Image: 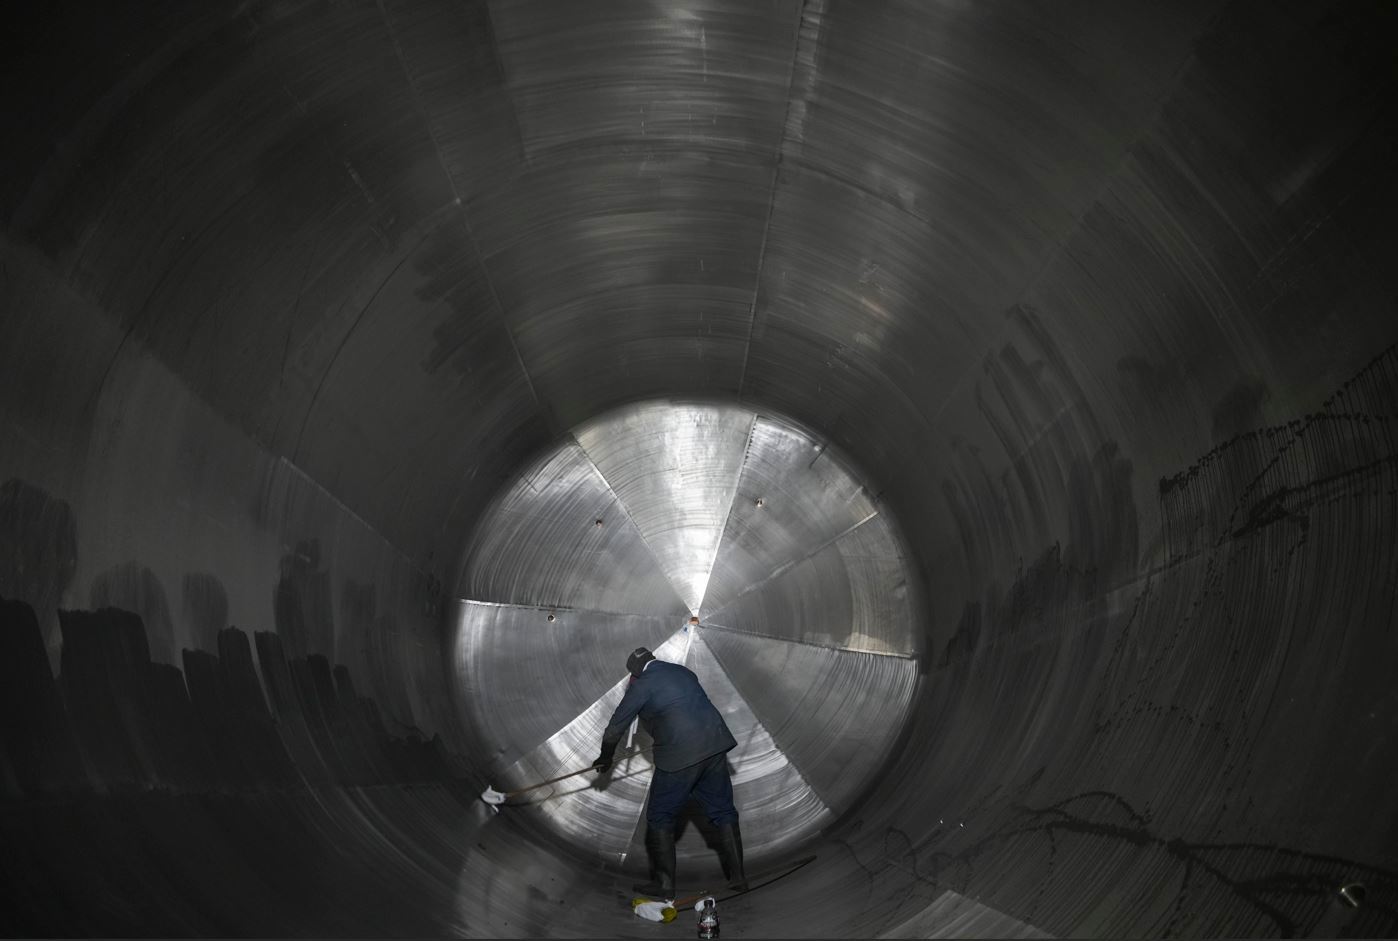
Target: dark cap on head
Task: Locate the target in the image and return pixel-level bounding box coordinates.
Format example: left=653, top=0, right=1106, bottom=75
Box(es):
left=626, top=646, right=656, bottom=677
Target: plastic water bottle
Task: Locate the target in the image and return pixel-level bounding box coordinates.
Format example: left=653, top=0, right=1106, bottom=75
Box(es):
left=697, top=897, right=719, bottom=939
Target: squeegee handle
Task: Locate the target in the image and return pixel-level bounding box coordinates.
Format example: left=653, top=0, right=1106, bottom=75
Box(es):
left=503, top=765, right=595, bottom=797
left=505, top=747, right=650, bottom=797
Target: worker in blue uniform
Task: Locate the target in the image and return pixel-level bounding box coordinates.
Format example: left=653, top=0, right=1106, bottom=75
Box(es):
left=594, top=645, right=747, bottom=897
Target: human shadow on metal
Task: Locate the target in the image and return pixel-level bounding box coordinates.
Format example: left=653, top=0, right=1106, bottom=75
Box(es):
left=0, top=478, right=78, bottom=664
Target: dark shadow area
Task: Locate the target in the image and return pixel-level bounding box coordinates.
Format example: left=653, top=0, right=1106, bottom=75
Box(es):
left=273, top=539, right=335, bottom=661
left=181, top=573, right=229, bottom=655
left=90, top=563, right=177, bottom=666
left=0, top=480, right=77, bottom=661
left=0, top=588, right=473, bottom=935
left=0, top=594, right=464, bottom=798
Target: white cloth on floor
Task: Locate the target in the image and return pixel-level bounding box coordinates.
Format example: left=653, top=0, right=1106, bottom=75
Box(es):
left=632, top=900, right=676, bottom=922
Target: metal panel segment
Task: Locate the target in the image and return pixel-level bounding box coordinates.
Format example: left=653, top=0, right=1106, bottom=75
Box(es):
left=467, top=0, right=802, bottom=421
left=459, top=441, right=688, bottom=615
left=670, top=630, right=834, bottom=865
left=484, top=0, right=798, bottom=164
left=464, top=151, right=768, bottom=423
left=573, top=402, right=754, bottom=613
left=452, top=401, right=918, bottom=866
left=833, top=513, right=920, bottom=656
left=707, top=512, right=915, bottom=655
left=701, top=625, right=919, bottom=811
left=490, top=626, right=694, bottom=864
left=452, top=602, right=681, bottom=774
left=701, top=416, right=879, bottom=617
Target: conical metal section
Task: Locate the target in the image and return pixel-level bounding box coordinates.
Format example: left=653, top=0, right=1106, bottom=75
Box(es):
left=450, top=402, right=920, bottom=870
left=491, top=626, right=695, bottom=864
left=701, top=625, right=919, bottom=810
left=459, top=441, right=688, bottom=616
left=452, top=602, right=681, bottom=773
left=706, top=513, right=916, bottom=656
left=701, top=417, right=879, bottom=617
left=574, top=402, right=754, bottom=613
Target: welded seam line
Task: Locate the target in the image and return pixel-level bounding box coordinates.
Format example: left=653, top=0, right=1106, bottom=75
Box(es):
left=493, top=624, right=694, bottom=783
left=374, top=0, right=551, bottom=432
left=478, top=0, right=534, bottom=175
left=458, top=597, right=696, bottom=622
left=735, top=0, right=818, bottom=398
left=702, top=508, right=879, bottom=620
left=702, top=621, right=915, bottom=660
left=458, top=441, right=689, bottom=617
left=275, top=457, right=423, bottom=572
left=692, top=632, right=836, bottom=817
left=694, top=414, right=760, bottom=614
left=291, top=237, right=428, bottom=463
left=699, top=628, right=851, bottom=811
left=573, top=434, right=698, bottom=617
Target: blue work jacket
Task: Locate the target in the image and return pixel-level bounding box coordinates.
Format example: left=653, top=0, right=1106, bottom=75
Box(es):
left=600, top=660, right=737, bottom=772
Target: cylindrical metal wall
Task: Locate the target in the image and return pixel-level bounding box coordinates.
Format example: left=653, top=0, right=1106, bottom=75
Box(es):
left=1, top=0, right=1396, bottom=937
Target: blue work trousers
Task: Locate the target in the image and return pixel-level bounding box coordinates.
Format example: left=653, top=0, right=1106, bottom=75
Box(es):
left=646, top=751, right=738, bottom=830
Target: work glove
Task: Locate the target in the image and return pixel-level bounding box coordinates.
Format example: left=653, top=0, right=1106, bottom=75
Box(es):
left=592, top=752, right=613, bottom=773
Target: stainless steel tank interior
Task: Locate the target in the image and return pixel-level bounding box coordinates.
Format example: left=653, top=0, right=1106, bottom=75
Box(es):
left=1, top=0, right=1396, bottom=937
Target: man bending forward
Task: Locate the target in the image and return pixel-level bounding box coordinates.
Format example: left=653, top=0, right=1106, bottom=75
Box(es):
left=594, top=646, right=747, bottom=897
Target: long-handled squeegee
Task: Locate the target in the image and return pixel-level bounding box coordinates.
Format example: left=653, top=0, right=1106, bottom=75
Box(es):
left=480, top=747, right=648, bottom=806
left=479, top=765, right=596, bottom=806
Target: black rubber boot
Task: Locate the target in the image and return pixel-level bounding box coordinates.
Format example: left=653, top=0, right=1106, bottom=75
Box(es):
left=632, top=827, right=677, bottom=898
left=716, top=821, right=748, bottom=891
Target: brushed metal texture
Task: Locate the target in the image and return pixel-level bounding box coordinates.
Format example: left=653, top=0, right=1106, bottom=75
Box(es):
left=454, top=401, right=919, bottom=867
left=573, top=401, right=754, bottom=613
left=453, top=601, right=683, bottom=774
left=701, top=416, right=879, bottom=617
left=488, top=626, right=694, bottom=863
left=459, top=441, right=689, bottom=615
left=705, top=511, right=916, bottom=655
left=701, top=625, right=918, bottom=810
